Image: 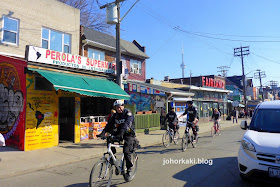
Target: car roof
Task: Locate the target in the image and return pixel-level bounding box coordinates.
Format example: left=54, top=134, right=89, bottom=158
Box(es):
left=258, top=100, right=280, bottom=109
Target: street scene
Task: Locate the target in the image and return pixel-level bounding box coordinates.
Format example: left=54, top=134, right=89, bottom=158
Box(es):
left=1, top=0, right=280, bottom=186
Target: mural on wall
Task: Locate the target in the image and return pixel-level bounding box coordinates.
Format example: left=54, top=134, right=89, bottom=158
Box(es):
left=127, top=93, right=151, bottom=112
left=25, top=74, right=58, bottom=151
left=0, top=60, right=26, bottom=150
left=151, top=95, right=166, bottom=114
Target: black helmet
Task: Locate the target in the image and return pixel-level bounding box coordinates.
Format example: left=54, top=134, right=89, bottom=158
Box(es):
left=170, top=106, right=175, bottom=110
left=187, top=100, right=193, bottom=105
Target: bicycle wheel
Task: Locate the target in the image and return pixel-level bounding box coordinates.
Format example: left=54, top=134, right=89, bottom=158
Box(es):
left=123, top=152, right=138, bottom=182
left=162, top=131, right=170, bottom=147
left=182, top=133, right=189, bottom=151
left=211, top=126, right=216, bottom=137
left=173, top=131, right=180, bottom=145
left=89, top=158, right=113, bottom=187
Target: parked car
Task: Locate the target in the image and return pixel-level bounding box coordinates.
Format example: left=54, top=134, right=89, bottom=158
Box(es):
left=238, top=100, right=280, bottom=182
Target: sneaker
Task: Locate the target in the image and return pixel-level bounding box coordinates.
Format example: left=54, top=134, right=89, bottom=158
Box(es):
left=126, top=167, right=132, bottom=178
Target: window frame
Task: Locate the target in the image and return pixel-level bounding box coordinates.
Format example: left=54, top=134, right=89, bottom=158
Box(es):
left=1, top=16, right=19, bottom=46
left=130, top=59, right=142, bottom=74
left=41, top=27, right=71, bottom=53
left=88, top=48, right=105, bottom=61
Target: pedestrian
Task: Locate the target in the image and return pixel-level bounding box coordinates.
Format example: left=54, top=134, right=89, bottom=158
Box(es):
left=232, top=107, right=238, bottom=123
left=106, top=109, right=116, bottom=124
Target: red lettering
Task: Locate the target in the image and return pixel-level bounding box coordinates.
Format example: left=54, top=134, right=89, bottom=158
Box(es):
left=109, top=62, right=112, bottom=69
left=86, top=58, right=90, bottom=65
left=71, top=55, right=75, bottom=63
left=78, top=57, right=81, bottom=64
left=104, top=61, right=108, bottom=69
left=56, top=52, right=61, bottom=61
left=101, top=61, right=104, bottom=68
left=206, top=77, right=209, bottom=86
left=46, top=50, right=51, bottom=58
left=202, top=76, right=205, bottom=86
left=66, top=54, right=71, bottom=62
left=210, top=78, right=214, bottom=87
left=94, top=60, right=98, bottom=67
left=51, top=51, right=55, bottom=60
left=98, top=60, right=101, bottom=67
left=62, top=53, right=66, bottom=61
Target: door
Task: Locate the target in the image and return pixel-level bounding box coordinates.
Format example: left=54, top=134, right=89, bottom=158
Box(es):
left=59, top=97, right=75, bottom=142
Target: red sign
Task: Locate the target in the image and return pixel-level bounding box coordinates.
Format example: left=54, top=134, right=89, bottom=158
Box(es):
left=202, top=76, right=225, bottom=89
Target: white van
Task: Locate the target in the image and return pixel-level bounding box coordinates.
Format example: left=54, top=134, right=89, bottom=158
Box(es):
left=238, top=100, right=280, bottom=181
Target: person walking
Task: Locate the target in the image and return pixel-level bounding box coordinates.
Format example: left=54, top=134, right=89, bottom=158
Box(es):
left=232, top=107, right=238, bottom=123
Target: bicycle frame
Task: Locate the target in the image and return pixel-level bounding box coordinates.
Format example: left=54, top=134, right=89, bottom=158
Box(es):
left=105, top=142, right=125, bottom=175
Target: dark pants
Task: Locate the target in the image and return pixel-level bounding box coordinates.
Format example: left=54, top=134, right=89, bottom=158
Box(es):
left=123, top=135, right=135, bottom=170
left=186, top=122, right=197, bottom=136
left=168, top=123, right=179, bottom=132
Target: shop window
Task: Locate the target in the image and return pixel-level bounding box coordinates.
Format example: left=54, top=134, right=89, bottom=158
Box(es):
left=88, top=48, right=105, bottom=61
left=130, top=59, right=142, bottom=74
left=2, top=16, right=19, bottom=45
left=35, top=76, right=53, bottom=91
left=42, top=28, right=71, bottom=53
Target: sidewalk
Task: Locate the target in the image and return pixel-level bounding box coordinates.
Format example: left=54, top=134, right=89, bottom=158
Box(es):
left=0, top=119, right=247, bottom=179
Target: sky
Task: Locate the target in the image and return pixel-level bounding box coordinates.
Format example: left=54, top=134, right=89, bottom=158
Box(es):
left=97, top=0, right=280, bottom=88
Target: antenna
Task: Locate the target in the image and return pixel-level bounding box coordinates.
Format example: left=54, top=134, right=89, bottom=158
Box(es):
left=180, top=41, right=186, bottom=78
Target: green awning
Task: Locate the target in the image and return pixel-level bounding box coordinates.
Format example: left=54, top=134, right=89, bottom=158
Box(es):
left=29, top=68, right=130, bottom=100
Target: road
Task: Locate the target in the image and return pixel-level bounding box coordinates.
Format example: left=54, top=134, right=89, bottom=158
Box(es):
left=1, top=126, right=275, bottom=187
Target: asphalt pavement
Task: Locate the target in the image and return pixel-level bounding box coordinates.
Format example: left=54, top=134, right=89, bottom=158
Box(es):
left=0, top=118, right=247, bottom=179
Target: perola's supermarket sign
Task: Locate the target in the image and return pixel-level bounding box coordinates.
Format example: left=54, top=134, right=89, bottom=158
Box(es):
left=25, top=45, right=116, bottom=74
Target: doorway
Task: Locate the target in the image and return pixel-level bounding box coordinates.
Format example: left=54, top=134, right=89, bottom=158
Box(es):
left=59, top=97, right=75, bottom=142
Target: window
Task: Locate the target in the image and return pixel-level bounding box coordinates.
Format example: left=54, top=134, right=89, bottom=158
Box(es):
left=88, top=48, right=105, bottom=61
left=2, top=16, right=19, bottom=45
left=42, top=28, right=71, bottom=53
left=130, top=59, right=142, bottom=74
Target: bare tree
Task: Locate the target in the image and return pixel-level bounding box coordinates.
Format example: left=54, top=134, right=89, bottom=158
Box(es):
left=58, top=0, right=112, bottom=33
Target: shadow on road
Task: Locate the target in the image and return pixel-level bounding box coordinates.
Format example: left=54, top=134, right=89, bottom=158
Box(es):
left=173, top=157, right=278, bottom=187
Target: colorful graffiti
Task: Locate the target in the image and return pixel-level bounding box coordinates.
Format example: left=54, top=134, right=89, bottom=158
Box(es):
left=126, top=92, right=166, bottom=113
left=25, top=74, right=58, bottom=151
left=0, top=58, right=26, bottom=150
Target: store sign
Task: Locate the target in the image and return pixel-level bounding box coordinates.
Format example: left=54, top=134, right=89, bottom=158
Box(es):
left=202, top=76, right=225, bottom=89
left=25, top=46, right=116, bottom=74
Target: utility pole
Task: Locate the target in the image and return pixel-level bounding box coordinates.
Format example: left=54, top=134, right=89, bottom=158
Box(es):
left=269, top=81, right=278, bottom=100
left=217, top=66, right=229, bottom=77
left=100, top=0, right=125, bottom=86
left=234, top=46, right=249, bottom=113
left=254, top=70, right=266, bottom=101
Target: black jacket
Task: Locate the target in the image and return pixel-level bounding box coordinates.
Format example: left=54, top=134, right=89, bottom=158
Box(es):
left=164, top=111, right=178, bottom=125
left=103, top=108, right=135, bottom=140
left=212, top=112, right=220, bottom=120
left=182, top=106, right=198, bottom=122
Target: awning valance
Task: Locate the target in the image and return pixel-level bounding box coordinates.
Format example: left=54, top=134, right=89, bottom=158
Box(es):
left=29, top=68, right=130, bottom=100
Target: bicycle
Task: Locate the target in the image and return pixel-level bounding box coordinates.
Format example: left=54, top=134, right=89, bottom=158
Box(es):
left=211, top=119, right=221, bottom=137
left=162, top=125, right=180, bottom=147
left=89, top=134, right=138, bottom=187
left=182, top=122, right=198, bottom=151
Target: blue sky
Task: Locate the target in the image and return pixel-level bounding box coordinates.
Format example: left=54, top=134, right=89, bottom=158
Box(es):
left=98, top=0, right=280, bottom=88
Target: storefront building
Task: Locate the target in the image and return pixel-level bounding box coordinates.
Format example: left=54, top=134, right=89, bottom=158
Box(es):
left=169, top=75, right=232, bottom=121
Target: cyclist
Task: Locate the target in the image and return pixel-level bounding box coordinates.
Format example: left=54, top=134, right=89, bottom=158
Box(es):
left=98, top=100, right=136, bottom=177
left=162, top=106, right=179, bottom=134
left=179, top=100, right=199, bottom=142
left=211, top=108, right=220, bottom=133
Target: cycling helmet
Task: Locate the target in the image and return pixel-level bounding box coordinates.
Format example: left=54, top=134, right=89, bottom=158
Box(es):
left=113, top=100, right=124, bottom=107
left=186, top=100, right=193, bottom=105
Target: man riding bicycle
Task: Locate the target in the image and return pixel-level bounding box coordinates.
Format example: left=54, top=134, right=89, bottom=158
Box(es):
left=162, top=106, right=179, bottom=133
left=179, top=100, right=199, bottom=142
left=211, top=108, right=220, bottom=131
left=97, top=100, right=136, bottom=178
